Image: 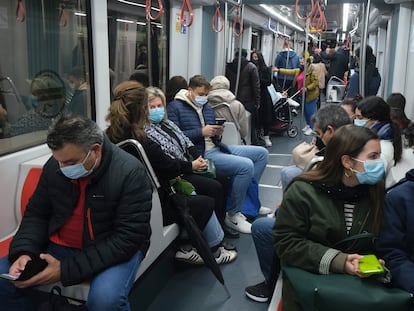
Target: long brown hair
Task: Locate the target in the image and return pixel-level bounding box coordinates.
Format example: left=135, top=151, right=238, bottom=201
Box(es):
left=105, top=80, right=148, bottom=143
left=291, top=124, right=385, bottom=233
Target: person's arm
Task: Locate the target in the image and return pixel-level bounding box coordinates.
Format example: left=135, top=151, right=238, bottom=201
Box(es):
left=251, top=65, right=261, bottom=108
left=274, top=181, right=348, bottom=274
left=378, top=185, right=414, bottom=292
left=277, top=68, right=299, bottom=78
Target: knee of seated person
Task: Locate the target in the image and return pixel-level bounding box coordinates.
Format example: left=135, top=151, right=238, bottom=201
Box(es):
left=252, top=217, right=275, bottom=237
left=87, top=288, right=129, bottom=311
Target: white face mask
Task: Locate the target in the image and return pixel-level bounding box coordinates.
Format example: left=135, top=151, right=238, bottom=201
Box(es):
left=60, top=150, right=97, bottom=179
left=194, top=96, right=208, bottom=106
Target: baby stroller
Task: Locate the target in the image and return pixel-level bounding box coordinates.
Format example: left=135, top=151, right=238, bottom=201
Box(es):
left=269, top=91, right=299, bottom=138
left=326, top=76, right=346, bottom=104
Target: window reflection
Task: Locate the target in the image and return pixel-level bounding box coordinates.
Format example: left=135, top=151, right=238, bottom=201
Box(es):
left=107, top=0, right=168, bottom=93
left=0, top=0, right=92, bottom=155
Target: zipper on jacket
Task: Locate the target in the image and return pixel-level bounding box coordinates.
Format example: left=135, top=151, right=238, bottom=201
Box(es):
left=87, top=207, right=95, bottom=240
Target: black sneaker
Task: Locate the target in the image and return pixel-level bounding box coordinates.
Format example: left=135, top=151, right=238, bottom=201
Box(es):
left=245, top=281, right=270, bottom=303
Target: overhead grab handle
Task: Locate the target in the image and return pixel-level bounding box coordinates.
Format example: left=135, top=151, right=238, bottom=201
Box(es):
left=180, top=0, right=193, bottom=27
left=59, top=2, right=68, bottom=27
left=295, top=0, right=316, bottom=20
left=146, top=0, right=164, bottom=21
left=16, top=0, right=26, bottom=22
left=212, top=0, right=224, bottom=33
left=233, top=6, right=243, bottom=36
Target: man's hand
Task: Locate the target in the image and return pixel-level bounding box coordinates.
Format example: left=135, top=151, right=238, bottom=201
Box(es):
left=14, top=253, right=61, bottom=288
left=202, top=125, right=223, bottom=137
left=344, top=253, right=363, bottom=276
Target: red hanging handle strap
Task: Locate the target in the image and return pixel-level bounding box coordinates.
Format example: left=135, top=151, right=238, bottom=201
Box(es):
left=146, top=0, right=164, bottom=21
left=59, top=3, right=68, bottom=27
left=212, top=0, right=224, bottom=33
left=233, top=7, right=243, bottom=37
left=180, top=0, right=193, bottom=27
left=16, top=0, right=26, bottom=22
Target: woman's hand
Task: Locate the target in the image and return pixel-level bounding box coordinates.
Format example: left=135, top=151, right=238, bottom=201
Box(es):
left=272, top=67, right=279, bottom=72
left=192, top=156, right=208, bottom=171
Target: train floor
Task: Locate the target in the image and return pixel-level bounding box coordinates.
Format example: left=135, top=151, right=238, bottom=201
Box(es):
left=142, top=110, right=315, bottom=311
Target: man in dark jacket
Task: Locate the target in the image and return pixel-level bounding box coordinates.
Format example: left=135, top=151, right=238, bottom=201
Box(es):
left=274, top=40, right=300, bottom=92
left=0, top=116, right=152, bottom=311
left=315, top=42, right=349, bottom=81
left=225, top=49, right=261, bottom=145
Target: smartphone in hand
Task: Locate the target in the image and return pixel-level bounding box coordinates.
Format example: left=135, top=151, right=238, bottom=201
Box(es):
left=215, top=118, right=226, bottom=126
left=0, top=273, right=20, bottom=281
left=359, top=254, right=384, bottom=275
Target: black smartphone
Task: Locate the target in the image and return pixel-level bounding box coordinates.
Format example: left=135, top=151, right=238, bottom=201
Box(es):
left=215, top=118, right=226, bottom=125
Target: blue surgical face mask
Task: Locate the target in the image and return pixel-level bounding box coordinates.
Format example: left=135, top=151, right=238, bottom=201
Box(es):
left=60, top=150, right=96, bottom=179
left=351, top=158, right=385, bottom=185
left=194, top=96, right=208, bottom=106
left=354, top=119, right=367, bottom=127
left=149, top=107, right=165, bottom=124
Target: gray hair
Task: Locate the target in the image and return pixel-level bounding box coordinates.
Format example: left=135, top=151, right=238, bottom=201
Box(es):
left=312, top=104, right=351, bottom=132
left=47, top=115, right=104, bottom=151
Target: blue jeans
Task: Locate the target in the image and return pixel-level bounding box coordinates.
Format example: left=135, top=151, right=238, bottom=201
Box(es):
left=281, top=165, right=304, bottom=191
left=304, top=98, right=318, bottom=128
left=0, top=243, right=144, bottom=311
left=205, top=145, right=268, bottom=214
left=203, top=212, right=224, bottom=248
left=251, top=217, right=275, bottom=284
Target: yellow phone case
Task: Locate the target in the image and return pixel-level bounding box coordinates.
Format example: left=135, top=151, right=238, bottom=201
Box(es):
left=359, top=254, right=384, bottom=275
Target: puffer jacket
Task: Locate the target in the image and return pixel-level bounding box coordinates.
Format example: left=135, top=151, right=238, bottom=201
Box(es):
left=225, top=58, right=261, bottom=108
left=168, top=89, right=217, bottom=156
left=9, top=136, right=152, bottom=286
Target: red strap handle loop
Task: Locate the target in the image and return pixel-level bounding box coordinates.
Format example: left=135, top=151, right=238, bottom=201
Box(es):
left=212, top=1, right=224, bottom=33
left=180, top=0, right=193, bottom=27
left=59, top=3, right=68, bottom=27
left=146, top=0, right=164, bottom=21
left=233, top=7, right=243, bottom=37
left=16, top=0, right=26, bottom=22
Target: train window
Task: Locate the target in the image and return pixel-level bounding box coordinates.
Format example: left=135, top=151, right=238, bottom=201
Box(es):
left=0, top=0, right=93, bottom=155
left=107, top=0, right=169, bottom=91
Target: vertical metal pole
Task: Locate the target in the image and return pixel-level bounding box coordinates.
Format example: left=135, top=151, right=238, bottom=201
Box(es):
left=301, top=18, right=309, bottom=136
left=146, top=18, right=153, bottom=86
left=234, top=3, right=244, bottom=97
left=224, top=2, right=228, bottom=70
left=360, top=0, right=371, bottom=97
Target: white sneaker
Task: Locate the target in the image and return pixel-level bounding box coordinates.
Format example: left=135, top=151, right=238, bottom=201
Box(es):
left=304, top=128, right=313, bottom=136
left=259, top=207, right=272, bottom=215
left=215, top=246, right=237, bottom=264
left=302, top=125, right=310, bottom=132
left=262, top=136, right=272, bottom=147
left=225, top=212, right=252, bottom=234
left=175, top=247, right=204, bottom=264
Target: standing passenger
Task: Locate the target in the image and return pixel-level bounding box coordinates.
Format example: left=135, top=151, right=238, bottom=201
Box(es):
left=225, top=49, right=261, bottom=145
left=251, top=51, right=274, bottom=147
left=168, top=75, right=269, bottom=234
left=0, top=116, right=152, bottom=311
left=274, top=40, right=300, bottom=92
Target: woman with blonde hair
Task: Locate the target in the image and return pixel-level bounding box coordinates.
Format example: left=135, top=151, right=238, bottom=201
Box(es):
left=106, top=81, right=237, bottom=265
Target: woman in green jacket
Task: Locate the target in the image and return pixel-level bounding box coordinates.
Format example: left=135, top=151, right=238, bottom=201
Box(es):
left=274, top=124, right=385, bottom=310
left=274, top=58, right=319, bottom=136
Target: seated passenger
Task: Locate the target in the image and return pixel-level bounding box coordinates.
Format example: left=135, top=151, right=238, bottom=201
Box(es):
left=275, top=124, right=386, bottom=310
left=280, top=104, right=351, bottom=190
left=0, top=116, right=152, bottom=311
left=386, top=93, right=411, bottom=130
left=207, top=75, right=249, bottom=143
left=167, top=75, right=269, bottom=234
left=66, top=66, right=88, bottom=117
left=105, top=81, right=237, bottom=264
left=340, top=96, right=361, bottom=120
left=388, top=123, right=414, bottom=186
left=166, top=76, right=188, bottom=104
left=354, top=96, right=402, bottom=187
left=3, top=71, right=66, bottom=137
left=378, top=168, right=414, bottom=293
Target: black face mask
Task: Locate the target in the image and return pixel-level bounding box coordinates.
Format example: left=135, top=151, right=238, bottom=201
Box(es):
left=315, top=136, right=326, bottom=153
left=252, top=60, right=259, bottom=67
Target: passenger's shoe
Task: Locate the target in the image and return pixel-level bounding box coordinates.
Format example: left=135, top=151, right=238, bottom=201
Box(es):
left=262, top=136, right=272, bottom=147
left=223, top=225, right=240, bottom=239
left=259, top=206, right=272, bottom=215
left=301, top=125, right=310, bottom=132
left=291, top=108, right=298, bottom=116
left=214, top=246, right=237, bottom=264
left=245, top=281, right=270, bottom=303
left=221, top=240, right=237, bottom=251
left=225, top=212, right=252, bottom=234
left=304, top=128, right=313, bottom=136
left=175, top=247, right=204, bottom=265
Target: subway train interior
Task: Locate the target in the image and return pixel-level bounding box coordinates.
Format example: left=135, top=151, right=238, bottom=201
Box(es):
left=0, top=0, right=414, bottom=310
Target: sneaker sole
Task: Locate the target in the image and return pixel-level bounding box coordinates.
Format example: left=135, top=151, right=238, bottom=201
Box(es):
left=175, top=257, right=204, bottom=265
left=245, top=291, right=269, bottom=303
